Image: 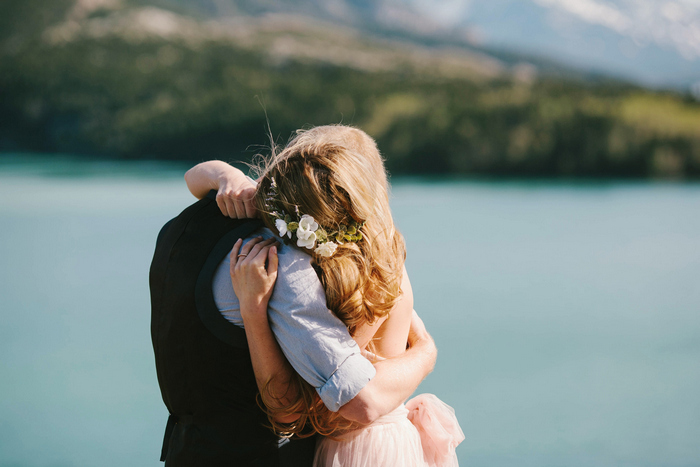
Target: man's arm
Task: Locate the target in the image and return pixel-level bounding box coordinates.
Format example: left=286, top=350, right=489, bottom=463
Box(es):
left=339, top=311, right=436, bottom=424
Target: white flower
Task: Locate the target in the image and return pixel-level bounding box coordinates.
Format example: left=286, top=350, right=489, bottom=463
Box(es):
left=315, top=241, right=338, bottom=257
left=297, top=231, right=317, bottom=249
left=275, top=219, right=291, bottom=238
left=298, top=215, right=319, bottom=235
left=295, top=214, right=319, bottom=248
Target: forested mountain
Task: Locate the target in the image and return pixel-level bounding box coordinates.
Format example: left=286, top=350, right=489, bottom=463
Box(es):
left=1, top=0, right=699, bottom=178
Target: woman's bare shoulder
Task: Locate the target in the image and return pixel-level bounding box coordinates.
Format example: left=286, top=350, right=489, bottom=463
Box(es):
left=369, top=267, right=414, bottom=358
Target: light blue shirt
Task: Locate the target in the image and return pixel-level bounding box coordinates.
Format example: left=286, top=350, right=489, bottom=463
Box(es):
left=212, top=227, right=376, bottom=412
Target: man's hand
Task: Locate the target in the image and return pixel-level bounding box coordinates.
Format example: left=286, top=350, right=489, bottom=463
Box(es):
left=339, top=310, right=437, bottom=425
left=407, top=309, right=432, bottom=350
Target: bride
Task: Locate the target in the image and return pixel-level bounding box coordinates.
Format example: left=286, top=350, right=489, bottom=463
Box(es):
left=186, top=125, right=464, bottom=466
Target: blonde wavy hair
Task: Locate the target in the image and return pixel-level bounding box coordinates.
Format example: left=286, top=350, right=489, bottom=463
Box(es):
left=252, top=125, right=406, bottom=437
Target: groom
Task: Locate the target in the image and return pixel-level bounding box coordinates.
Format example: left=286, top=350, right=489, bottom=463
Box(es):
left=150, top=182, right=437, bottom=466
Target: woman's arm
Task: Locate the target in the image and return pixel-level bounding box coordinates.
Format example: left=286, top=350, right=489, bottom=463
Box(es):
left=185, top=160, right=258, bottom=218
left=229, top=236, right=299, bottom=424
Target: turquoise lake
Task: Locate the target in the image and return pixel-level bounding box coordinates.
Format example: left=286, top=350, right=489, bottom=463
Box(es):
left=1, top=156, right=699, bottom=467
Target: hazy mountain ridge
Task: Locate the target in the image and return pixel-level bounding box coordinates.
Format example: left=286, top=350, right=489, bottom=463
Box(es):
left=41, top=3, right=506, bottom=80
left=533, top=0, right=700, bottom=60
left=154, top=0, right=700, bottom=88
left=5, top=0, right=632, bottom=83
left=409, top=0, right=700, bottom=89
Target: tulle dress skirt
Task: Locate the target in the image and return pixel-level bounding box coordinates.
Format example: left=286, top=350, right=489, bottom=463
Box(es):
left=313, top=394, right=464, bottom=467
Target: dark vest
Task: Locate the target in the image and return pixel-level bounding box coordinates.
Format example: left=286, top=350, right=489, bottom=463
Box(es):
left=149, top=191, right=316, bottom=466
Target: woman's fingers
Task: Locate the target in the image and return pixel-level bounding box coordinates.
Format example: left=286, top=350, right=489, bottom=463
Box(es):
left=246, top=245, right=279, bottom=293
left=233, top=197, right=246, bottom=219
left=229, top=238, right=243, bottom=273
left=216, top=195, right=228, bottom=217
left=244, top=199, right=256, bottom=218
left=232, top=237, right=280, bottom=279
left=267, top=245, right=278, bottom=277
left=243, top=238, right=276, bottom=265
left=251, top=244, right=279, bottom=272
left=230, top=240, right=280, bottom=315
left=236, top=236, right=264, bottom=260
left=234, top=237, right=277, bottom=266
left=220, top=190, right=254, bottom=219
left=241, top=187, right=258, bottom=218
left=230, top=238, right=242, bottom=258
left=227, top=198, right=239, bottom=218
left=214, top=171, right=258, bottom=218
left=217, top=190, right=236, bottom=218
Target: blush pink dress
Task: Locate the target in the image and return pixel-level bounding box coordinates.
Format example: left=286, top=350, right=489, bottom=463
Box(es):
left=313, top=394, right=464, bottom=467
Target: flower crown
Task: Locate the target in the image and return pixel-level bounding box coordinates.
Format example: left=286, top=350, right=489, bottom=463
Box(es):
left=264, top=177, right=364, bottom=257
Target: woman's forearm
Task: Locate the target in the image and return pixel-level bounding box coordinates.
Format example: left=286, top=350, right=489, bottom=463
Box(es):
left=242, top=308, right=300, bottom=424
left=185, top=160, right=258, bottom=218
left=184, top=160, right=245, bottom=199
left=230, top=238, right=296, bottom=423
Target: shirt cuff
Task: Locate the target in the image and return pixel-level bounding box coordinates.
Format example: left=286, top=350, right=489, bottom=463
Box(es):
left=316, top=353, right=376, bottom=412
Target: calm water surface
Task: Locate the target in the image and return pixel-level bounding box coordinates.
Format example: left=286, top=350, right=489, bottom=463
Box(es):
left=1, top=157, right=699, bottom=467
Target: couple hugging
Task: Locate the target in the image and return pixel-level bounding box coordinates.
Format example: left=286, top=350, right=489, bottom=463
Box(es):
left=150, top=125, right=464, bottom=466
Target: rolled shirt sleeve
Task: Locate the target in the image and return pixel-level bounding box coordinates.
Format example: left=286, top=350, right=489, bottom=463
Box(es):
left=213, top=228, right=376, bottom=411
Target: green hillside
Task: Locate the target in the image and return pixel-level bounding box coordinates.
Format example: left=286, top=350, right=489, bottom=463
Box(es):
left=1, top=0, right=699, bottom=178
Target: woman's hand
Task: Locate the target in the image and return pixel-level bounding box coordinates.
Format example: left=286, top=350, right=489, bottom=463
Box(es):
left=215, top=171, right=257, bottom=219
left=185, top=160, right=258, bottom=218
left=230, top=237, right=280, bottom=325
